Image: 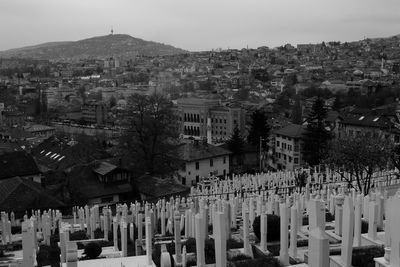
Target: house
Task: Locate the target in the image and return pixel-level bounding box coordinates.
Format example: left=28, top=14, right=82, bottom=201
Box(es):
left=0, top=177, right=64, bottom=215
left=0, top=151, right=42, bottom=183
left=270, top=124, right=307, bottom=171
left=338, top=112, right=400, bottom=143
left=93, top=161, right=132, bottom=184
left=219, top=143, right=259, bottom=173
left=66, top=163, right=133, bottom=205
left=175, top=140, right=231, bottom=186
left=32, top=136, right=110, bottom=172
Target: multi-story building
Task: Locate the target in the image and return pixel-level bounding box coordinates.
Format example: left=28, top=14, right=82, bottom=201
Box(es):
left=82, top=102, right=107, bottom=125
left=338, top=111, right=400, bottom=144
left=270, top=124, right=306, bottom=171
left=173, top=98, right=246, bottom=144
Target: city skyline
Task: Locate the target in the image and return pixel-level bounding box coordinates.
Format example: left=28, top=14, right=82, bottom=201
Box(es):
left=1, top=0, right=400, bottom=52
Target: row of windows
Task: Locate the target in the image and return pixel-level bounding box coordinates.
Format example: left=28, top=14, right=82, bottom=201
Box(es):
left=212, top=131, right=227, bottom=136
left=275, top=152, right=299, bottom=164
left=184, top=126, right=200, bottom=136
left=212, top=118, right=227, bottom=124
left=184, top=113, right=203, bottom=123
left=276, top=140, right=299, bottom=152
left=195, top=157, right=226, bottom=169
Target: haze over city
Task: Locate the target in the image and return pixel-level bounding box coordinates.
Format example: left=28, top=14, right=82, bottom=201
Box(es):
left=1, top=0, right=400, bottom=51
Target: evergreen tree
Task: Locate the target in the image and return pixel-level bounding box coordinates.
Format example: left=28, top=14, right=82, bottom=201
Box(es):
left=227, top=125, right=245, bottom=165
left=247, top=109, right=271, bottom=148
left=302, top=97, right=332, bottom=166
left=332, top=94, right=342, bottom=111
left=291, top=96, right=303, bottom=124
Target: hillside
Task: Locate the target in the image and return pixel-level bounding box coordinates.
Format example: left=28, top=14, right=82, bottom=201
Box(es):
left=0, top=34, right=187, bottom=60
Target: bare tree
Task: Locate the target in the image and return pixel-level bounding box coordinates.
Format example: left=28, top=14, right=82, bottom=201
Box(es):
left=120, top=93, right=179, bottom=176
left=326, top=134, right=392, bottom=195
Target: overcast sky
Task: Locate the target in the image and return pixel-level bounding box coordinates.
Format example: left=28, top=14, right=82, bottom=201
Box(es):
left=1, top=0, right=399, bottom=51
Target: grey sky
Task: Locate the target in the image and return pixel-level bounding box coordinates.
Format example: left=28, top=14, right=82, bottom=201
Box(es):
left=1, top=0, right=399, bottom=51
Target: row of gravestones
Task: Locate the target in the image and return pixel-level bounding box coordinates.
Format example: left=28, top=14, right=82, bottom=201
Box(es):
left=14, top=171, right=400, bottom=267
left=207, top=169, right=397, bottom=196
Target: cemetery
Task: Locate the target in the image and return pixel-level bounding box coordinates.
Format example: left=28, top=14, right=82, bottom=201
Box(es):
left=1, top=168, right=400, bottom=267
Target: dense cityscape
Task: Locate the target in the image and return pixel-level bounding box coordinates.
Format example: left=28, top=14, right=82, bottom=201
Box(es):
left=1, top=1, right=400, bottom=266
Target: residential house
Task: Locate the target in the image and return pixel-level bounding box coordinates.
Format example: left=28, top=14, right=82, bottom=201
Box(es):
left=270, top=124, right=307, bottom=171
left=175, top=140, right=231, bottom=186
left=66, top=162, right=133, bottom=205
left=0, top=177, right=64, bottom=215
left=0, top=151, right=43, bottom=183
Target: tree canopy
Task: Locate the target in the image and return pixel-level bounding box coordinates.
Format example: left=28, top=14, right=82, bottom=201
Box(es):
left=227, top=125, right=245, bottom=165
left=326, top=134, right=392, bottom=195
left=302, top=97, right=332, bottom=166
left=120, top=94, right=179, bottom=176
left=247, top=109, right=271, bottom=148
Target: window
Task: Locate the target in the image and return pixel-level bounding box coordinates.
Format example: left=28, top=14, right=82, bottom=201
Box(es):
left=182, top=177, right=186, bottom=185
left=288, top=156, right=292, bottom=163
left=196, top=175, right=199, bottom=183
left=210, top=159, right=213, bottom=167
left=223, top=169, right=226, bottom=176
left=223, top=157, right=226, bottom=164
left=294, top=143, right=299, bottom=152
left=276, top=141, right=280, bottom=147
left=294, top=158, right=299, bottom=164
left=195, top=162, right=199, bottom=170
left=283, top=154, right=287, bottom=160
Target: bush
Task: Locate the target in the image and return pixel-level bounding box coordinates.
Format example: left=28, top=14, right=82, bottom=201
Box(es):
left=36, top=244, right=60, bottom=267
left=325, top=211, right=334, bottom=222
left=302, top=211, right=334, bottom=226
left=330, top=245, right=384, bottom=267
left=351, top=246, right=384, bottom=267
left=11, top=226, right=21, bottom=234
left=228, top=256, right=282, bottom=267
left=204, top=238, right=216, bottom=264
left=184, top=238, right=196, bottom=253
left=84, top=242, right=102, bottom=259
left=230, top=253, right=252, bottom=261
left=186, top=257, right=197, bottom=267
left=227, top=238, right=243, bottom=249
left=361, top=220, right=368, bottom=234
left=70, top=230, right=88, bottom=241
left=252, top=215, right=280, bottom=242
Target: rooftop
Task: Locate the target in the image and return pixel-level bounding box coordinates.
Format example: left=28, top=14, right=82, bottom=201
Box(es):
left=274, top=124, right=307, bottom=138
left=0, top=151, right=41, bottom=180
left=176, top=141, right=231, bottom=162
left=135, top=175, right=189, bottom=200
left=0, top=177, right=64, bottom=213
